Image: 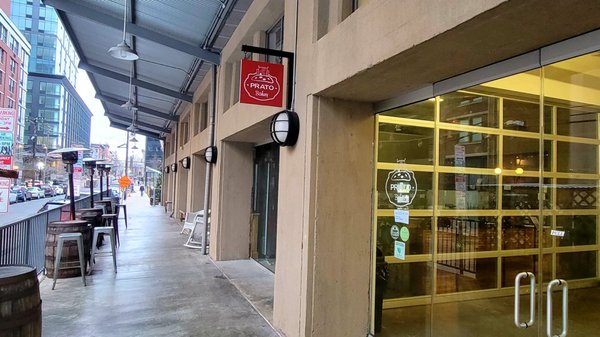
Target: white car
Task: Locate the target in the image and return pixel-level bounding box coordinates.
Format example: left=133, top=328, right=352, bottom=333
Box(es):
left=53, top=185, right=64, bottom=195
left=28, top=187, right=45, bottom=199
left=9, top=190, right=18, bottom=203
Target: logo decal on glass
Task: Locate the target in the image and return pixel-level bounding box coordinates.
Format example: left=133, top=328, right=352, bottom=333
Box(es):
left=385, top=169, right=417, bottom=208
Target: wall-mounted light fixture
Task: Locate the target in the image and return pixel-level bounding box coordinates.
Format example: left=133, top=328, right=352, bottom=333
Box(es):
left=165, top=166, right=170, bottom=173
left=171, top=163, right=177, bottom=172
left=204, top=146, right=217, bottom=164
left=181, top=156, right=191, bottom=169
left=270, top=110, right=299, bottom=147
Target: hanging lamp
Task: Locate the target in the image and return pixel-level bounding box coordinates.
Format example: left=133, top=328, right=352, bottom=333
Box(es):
left=108, top=0, right=139, bottom=60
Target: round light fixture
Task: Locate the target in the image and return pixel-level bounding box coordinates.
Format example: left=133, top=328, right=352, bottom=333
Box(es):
left=165, top=166, right=170, bottom=173
left=181, top=156, right=191, bottom=169
left=270, top=110, right=299, bottom=146
left=204, top=146, right=217, bottom=164
left=171, top=163, right=177, bottom=172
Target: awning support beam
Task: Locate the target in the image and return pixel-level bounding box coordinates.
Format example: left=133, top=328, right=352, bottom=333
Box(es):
left=105, top=112, right=172, bottom=133
left=109, top=121, right=162, bottom=139
left=80, top=62, right=193, bottom=102
left=95, top=93, right=179, bottom=122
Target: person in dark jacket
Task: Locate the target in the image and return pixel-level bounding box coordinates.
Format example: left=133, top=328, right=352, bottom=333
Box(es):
left=140, top=185, right=145, bottom=196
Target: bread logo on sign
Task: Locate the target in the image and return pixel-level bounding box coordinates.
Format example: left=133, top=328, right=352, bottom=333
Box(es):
left=385, top=170, right=417, bottom=208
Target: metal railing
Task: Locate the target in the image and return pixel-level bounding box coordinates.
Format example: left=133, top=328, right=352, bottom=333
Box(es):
left=0, top=194, right=97, bottom=274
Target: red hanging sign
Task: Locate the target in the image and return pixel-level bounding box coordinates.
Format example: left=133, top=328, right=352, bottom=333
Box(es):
left=240, top=59, right=284, bottom=107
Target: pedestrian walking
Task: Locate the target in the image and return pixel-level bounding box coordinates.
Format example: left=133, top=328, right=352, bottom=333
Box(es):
left=140, top=185, right=145, bottom=196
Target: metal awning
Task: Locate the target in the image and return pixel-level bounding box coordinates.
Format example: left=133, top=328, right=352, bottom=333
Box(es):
left=44, top=0, right=251, bottom=139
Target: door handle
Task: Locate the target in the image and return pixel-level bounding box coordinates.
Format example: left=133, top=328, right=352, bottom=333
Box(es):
left=514, top=272, right=536, bottom=328
left=547, top=279, right=568, bottom=337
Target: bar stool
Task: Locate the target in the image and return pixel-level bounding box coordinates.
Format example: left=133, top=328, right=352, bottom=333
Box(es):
left=116, top=204, right=128, bottom=229
left=90, top=227, right=117, bottom=273
left=101, top=214, right=119, bottom=246
left=52, top=232, right=86, bottom=290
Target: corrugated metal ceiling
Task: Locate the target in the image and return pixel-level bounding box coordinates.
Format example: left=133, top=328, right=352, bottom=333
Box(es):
left=43, top=0, right=251, bottom=139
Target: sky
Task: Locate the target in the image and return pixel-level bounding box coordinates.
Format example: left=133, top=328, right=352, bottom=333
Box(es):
left=75, top=69, right=146, bottom=161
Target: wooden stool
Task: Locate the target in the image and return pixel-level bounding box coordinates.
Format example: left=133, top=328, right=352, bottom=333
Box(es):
left=116, top=204, right=128, bottom=229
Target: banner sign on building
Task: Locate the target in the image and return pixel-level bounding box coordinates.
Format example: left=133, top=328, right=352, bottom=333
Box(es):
left=240, top=59, right=284, bottom=107
left=0, top=109, right=16, bottom=172
left=0, top=108, right=16, bottom=133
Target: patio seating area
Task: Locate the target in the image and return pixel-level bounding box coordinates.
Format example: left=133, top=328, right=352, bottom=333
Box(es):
left=39, top=193, right=279, bottom=337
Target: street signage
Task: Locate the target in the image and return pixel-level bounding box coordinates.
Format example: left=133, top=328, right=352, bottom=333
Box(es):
left=0, top=109, right=15, bottom=173
left=0, top=178, right=10, bottom=212
left=0, top=109, right=15, bottom=133
left=0, top=155, right=11, bottom=169
left=118, top=175, right=133, bottom=189
left=240, top=59, right=284, bottom=108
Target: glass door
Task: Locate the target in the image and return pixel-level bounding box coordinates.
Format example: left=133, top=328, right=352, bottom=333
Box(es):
left=538, top=52, right=600, bottom=337
left=430, top=70, right=545, bottom=337
left=251, top=143, right=280, bottom=272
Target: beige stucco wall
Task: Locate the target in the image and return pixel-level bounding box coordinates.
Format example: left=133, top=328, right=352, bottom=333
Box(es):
left=177, top=0, right=600, bottom=336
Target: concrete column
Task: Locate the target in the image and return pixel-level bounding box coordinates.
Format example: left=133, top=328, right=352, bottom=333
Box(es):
left=273, top=96, right=374, bottom=337
left=190, top=153, right=206, bottom=212
left=210, top=141, right=254, bottom=260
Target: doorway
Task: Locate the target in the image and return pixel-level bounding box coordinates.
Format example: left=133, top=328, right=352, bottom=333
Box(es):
left=251, top=143, right=280, bottom=272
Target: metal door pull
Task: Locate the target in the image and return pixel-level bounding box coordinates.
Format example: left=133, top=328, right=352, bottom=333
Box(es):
left=514, top=272, right=536, bottom=328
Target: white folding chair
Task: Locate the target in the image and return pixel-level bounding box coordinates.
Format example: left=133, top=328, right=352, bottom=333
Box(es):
left=180, top=211, right=201, bottom=234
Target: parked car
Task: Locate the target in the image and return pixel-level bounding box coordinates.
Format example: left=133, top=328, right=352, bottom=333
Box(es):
left=9, top=189, right=18, bottom=203
left=13, top=186, right=32, bottom=201
left=10, top=187, right=27, bottom=202
left=52, top=185, right=64, bottom=195
left=28, top=187, right=45, bottom=199
left=40, top=185, right=56, bottom=197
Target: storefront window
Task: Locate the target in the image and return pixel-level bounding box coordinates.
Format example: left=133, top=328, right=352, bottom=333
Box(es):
left=373, top=51, right=600, bottom=336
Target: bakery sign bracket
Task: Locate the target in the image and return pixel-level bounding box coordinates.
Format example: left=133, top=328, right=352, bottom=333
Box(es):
left=240, top=45, right=295, bottom=110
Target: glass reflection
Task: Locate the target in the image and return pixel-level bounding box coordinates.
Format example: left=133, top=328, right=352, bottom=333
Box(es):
left=378, top=123, right=434, bottom=165
left=440, top=92, right=498, bottom=128
left=439, top=131, right=497, bottom=168
left=438, top=174, right=497, bottom=209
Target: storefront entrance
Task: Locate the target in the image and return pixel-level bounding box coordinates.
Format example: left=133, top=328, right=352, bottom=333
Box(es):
left=251, top=143, right=279, bottom=272
left=373, top=52, right=600, bottom=337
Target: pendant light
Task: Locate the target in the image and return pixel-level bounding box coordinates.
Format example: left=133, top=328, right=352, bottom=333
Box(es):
left=108, top=0, right=139, bottom=60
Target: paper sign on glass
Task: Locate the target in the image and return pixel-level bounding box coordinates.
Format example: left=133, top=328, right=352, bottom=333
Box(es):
left=394, top=209, right=409, bottom=224
left=394, top=241, right=406, bottom=260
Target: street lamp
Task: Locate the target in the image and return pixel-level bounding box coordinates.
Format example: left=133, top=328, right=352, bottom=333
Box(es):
left=36, top=161, right=45, bottom=182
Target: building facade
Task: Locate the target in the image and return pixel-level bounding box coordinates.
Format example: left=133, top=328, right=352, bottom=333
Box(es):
left=0, top=0, right=30, bottom=177
left=161, top=1, right=600, bottom=337
left=11, top=0, right=90, bottom=181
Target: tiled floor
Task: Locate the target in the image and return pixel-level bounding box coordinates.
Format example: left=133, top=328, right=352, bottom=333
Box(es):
left=39, top=193, right=279, bottom=337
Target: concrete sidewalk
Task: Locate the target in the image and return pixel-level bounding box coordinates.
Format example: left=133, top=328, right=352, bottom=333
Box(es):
left=39, top=192, right=280, bottom=337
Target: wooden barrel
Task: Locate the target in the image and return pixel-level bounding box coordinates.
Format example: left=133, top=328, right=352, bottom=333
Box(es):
left=45, top=220, right=91, bottom=278
left=0, top=265, right=42, bottom=337
left=78, top=207, right=103, bottom=227
left=78, top=207, right=105, bottom=247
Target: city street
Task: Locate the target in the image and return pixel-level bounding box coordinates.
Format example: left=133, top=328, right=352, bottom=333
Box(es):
left=1, top=195, right=66, bottom=226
